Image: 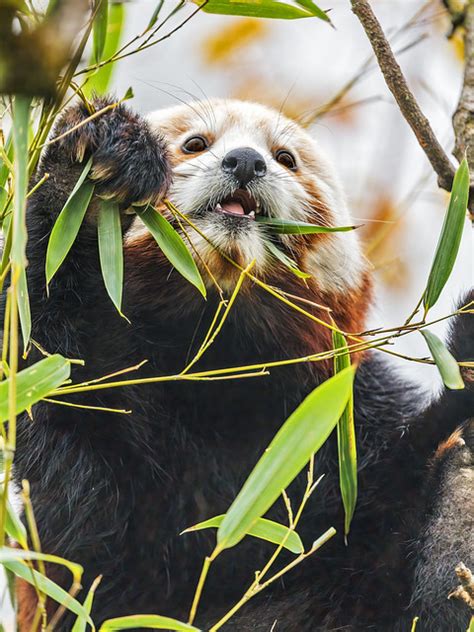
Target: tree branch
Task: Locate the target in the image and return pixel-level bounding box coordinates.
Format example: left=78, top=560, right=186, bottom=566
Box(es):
left=350, top=0, right=456, bottom=192
left=453, top=0, right=474, bottom=209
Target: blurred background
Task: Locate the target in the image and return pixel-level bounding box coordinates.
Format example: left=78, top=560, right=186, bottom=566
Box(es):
left=1, top=0, right=473, bottom=626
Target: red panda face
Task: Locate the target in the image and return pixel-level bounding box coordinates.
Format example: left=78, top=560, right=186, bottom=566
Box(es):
left=137, top=99, right=368, bottom=297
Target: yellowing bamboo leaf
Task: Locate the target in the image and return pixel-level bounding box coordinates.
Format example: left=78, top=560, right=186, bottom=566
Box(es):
left=99, top=616, right=200, bottom=631
left=0, top=547, right=82, bottom=583
left=183, top=514, right=303, bottom=554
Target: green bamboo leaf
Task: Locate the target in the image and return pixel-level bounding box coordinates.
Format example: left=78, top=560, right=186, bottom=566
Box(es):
left=3, top=560, right=93, bottom=627
left=5, top=501, right=28, bottom=549
left=467, top=616, right=473, bottom=632
left=199, top=0, right=315, bottom=19
left=5, top=567, right=16, bottom=613
left=0, top=132, right=13, bottom=189
left=266, top=240, right=311, bottom=279
left=11, top=96, right=30, bottom=268
left=0, top=547, right=82, bottom=583
left=138, top=205, right=206, bottom=297
left=85, top=3, right=125, bottom=96
left=217, top=366, right=355, bottom=550
left=45, top=158, right=94, bottom=285
left=99, top=616, right=200, bottom=631
left=72, top=576, right=102, bottom=632
left=0, top=186, right=7, bottom=215
left=0, top=354, right=71, bottom=422
left=332, top=330, right=357, bottom=537
left=93, top=0, right=109, bottom=63
left=421, top=329, right=464, bottom=390
left=146, top=0, right=165, bottom=30
left=256, top=216, right=356, bottom=234
left=183, top=514, right=303, bottom=554
left=294, top=0, right=329, bottom=21
left=18, top=266, right=31, bottom=351
left=98, top=200, right=124, bottom=314
left=0, top=216, right=12, bottom=288
left=423, top=158, right=469, bottom=313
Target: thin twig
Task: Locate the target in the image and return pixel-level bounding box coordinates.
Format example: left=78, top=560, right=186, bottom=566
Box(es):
left=452, top=0, right=474, bottom=215
left=350, top=0, right=456, bottom=192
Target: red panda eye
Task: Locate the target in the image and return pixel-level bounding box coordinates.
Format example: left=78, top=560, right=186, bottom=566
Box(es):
left=182, top=136, right=209, bottom=153
left=275, top=150, right=297, bottom=171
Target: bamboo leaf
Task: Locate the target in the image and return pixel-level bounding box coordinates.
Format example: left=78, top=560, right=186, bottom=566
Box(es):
left=0, top=132, right=13, bottom=189
left=147, top=0, right=165, bottom=30
left=99, top=616, right=200, bottom=631
left=332, top=330, right=357, bottom=537
left=421, top=329, right=464, bottom=390
left=5, top=501, right=28, bottom=549
left=72, top=576, right=102, bottom=632
left=265, top=240, right=311, bottom=279
left=217, top=366, right=355, bottom=550
left=11, top=96, right=30, bottom=268
left=0, top=547, right=82, bottom=583
left=18, top=266, right=31, bottom=351
left=199, top=0, right=316, bottom=19
left=93, top=0, right=109, bottom=63
left=256, top=216, right=356, bottom=234
left=294, top=0, right=329, bottom=21
left=0, top=186, right=7, bottom=215
left=3, top=560, right=93, bottom=627
left=0, top=216, right=12, bottom=283
left=183, top=514, right=304, bottom=554
left=45, top=158, right=94, bottom=285
left=98, top=200, right=124, bottom=314
left=138, top=205, right=206, bottom=297
left=85, top=2, right=125, bottom=96
left=423, top=158, right=469, bottom=313
left=0, top=354, right=71, bottom=422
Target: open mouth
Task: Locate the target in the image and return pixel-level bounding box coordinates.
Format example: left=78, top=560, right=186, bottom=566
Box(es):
left=213, top=189, right=261, bottom=220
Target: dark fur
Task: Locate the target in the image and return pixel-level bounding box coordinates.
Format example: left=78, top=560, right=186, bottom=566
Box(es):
left=5, top=100, right=473, bottom=631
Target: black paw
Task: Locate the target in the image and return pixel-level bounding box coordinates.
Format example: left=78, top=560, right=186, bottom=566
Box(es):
left=46, top=96, right=171, bottom=206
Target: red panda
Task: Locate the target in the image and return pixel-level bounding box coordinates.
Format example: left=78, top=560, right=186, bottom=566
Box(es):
left=7, top=96, right=473, bottom=631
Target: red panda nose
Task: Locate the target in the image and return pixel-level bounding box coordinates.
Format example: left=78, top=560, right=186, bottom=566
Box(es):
left=222, top=147, right=267, bottom=187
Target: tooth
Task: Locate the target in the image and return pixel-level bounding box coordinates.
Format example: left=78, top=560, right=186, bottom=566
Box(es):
left=215, top=203, right=223, bottom=212
left=249, top=211, right=255, bottom=219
